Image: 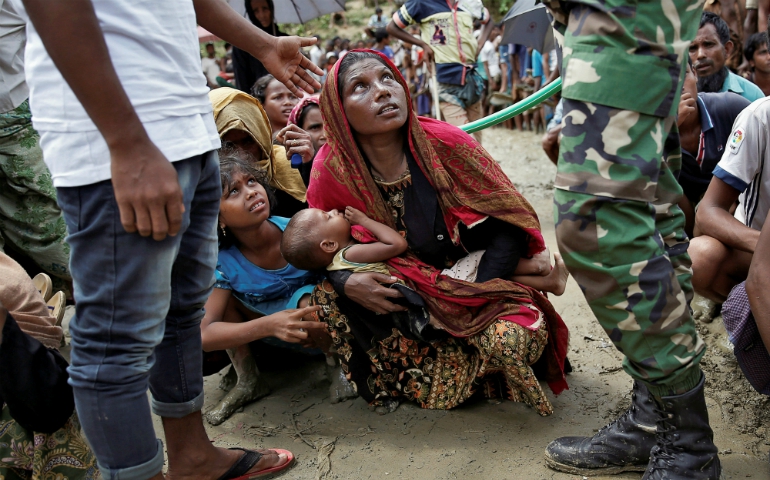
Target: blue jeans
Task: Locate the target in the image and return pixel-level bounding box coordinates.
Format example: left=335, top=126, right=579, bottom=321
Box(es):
left=56, top=152, right=220, bottom=480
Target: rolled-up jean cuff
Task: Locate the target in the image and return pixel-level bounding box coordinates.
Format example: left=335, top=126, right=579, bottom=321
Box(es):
left=151, top=391, right=204, bottom=418
left=99, top=438, right=164, bottom=480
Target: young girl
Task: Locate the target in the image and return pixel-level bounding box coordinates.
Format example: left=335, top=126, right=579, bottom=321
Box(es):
left=200, top=153, right=329, bottom=426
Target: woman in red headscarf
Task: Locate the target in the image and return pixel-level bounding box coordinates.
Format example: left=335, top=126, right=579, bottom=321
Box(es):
left=305, top=50, right=570, bottom=416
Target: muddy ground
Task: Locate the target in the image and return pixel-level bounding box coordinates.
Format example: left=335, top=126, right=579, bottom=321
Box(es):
left=70, top=128, right=768, bottom=479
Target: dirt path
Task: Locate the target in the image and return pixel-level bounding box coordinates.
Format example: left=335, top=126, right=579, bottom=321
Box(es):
left=152, top=128, right=768, bottom=479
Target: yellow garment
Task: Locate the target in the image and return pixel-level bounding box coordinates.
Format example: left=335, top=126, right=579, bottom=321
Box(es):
left=326, top=246, right=391, bottom=275
left=209, top=87, right=306, bottom=203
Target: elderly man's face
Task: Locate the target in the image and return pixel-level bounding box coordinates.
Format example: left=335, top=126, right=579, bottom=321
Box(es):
left=689, top=23, right=732, bottom=77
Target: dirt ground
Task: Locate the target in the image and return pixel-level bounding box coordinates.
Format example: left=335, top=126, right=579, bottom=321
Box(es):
left=137, top=128, right=769, bottom=479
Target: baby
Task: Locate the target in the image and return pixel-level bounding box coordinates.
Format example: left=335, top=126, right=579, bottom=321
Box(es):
left=281, top=206, right=406, bottom=274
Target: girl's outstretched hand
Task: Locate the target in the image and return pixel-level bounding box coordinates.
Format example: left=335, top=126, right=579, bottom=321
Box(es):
left=264, top=305, right=325, bottom=344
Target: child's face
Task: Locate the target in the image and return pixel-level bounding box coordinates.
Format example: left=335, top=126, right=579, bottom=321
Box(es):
left=308, top=208, right=351, bottom=248
left=219, top=170, right=270, bottom=231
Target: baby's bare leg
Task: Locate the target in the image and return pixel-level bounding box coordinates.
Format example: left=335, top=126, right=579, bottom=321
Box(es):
left=512, top=252, right=569, bottom=296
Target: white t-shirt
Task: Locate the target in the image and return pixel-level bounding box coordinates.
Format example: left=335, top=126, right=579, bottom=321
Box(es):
left=24, top=0, right=220, bottom=187
left=201, top=56, right=220, bottom=86
left=479, top=40, right=500, bottom=78
left=713, top=96, right=770, bottom=231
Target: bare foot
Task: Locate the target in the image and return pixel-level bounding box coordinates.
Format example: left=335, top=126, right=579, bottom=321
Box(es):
left=546, top=253, right=569, bottom=296
left=369, top=398, right=399, bottom=415
left=327, top=363, right=358, bottom=404
left=218, top=365, right=237, bottom=392
left=166, top=446, right=287, bottom=480
left=205, top=373, right=271, bottom=425
left=692, top=294, right=719, bottom=324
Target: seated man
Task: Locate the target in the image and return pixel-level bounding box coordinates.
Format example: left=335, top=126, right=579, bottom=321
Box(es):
left=721, top=210, right=770, bottom=396
left=690, top=12, right=765, bottom=102
left=677, top=59, right=750, bottom=236
left=690, top=95, right=770, bottom=303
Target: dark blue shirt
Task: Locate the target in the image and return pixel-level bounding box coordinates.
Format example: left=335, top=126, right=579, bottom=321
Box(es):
left=678, top=92, right=750, bottom=202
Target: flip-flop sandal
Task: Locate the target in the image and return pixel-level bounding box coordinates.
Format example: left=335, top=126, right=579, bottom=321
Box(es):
left=46, top=291, right=66, bottom=326
left=33, top=273, right=53, bottom=302
left=217, top=447, right=294, bottom=480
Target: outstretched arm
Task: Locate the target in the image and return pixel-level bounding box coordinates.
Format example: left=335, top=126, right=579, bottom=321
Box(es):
left=193, top=0, right=322, bottom=96
left=343, top=207, right=408, bottom=264
left=200, top=288, right=323, bottom=351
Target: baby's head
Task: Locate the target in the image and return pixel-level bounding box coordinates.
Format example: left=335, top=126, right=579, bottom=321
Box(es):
left=281, top=208, right=352, bottom=270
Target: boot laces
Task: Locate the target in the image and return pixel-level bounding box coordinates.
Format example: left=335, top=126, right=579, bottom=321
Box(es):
left=649, top=403, right=680, bottom=470
left=597, top=392, right=636, bottom=434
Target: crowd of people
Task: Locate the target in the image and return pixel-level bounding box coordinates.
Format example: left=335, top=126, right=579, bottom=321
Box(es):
left=0, top=0, right=769, bottom=479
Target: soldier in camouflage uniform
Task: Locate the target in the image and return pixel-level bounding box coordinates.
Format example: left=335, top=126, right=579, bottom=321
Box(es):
left=541, top=0, right=721, bottom=478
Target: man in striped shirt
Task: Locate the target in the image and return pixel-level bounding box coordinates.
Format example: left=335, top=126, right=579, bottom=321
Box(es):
left=690, top=95, right=770, bottom=304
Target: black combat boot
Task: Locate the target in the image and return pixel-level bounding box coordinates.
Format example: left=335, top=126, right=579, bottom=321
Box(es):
left=642, top=374, right=721, bottom=479
left=544, top=381, right=658, bottom=475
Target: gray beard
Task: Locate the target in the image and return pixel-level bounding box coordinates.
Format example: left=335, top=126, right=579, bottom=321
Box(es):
left=697, top=67, right=729, bottom=93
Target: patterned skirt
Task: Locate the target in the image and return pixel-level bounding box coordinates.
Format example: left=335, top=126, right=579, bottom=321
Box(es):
left=0, top=404, right=99, bottom=480
left=309, top=281, right=554, bottom=416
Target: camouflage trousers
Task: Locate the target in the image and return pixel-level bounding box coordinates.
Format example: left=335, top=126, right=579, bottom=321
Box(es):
left=0, top=101, right=71, bottom=294
left=548, top=0, right=706, bottom=397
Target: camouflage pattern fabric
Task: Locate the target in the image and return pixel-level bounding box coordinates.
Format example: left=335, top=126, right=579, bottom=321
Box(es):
left=0, top=101, right=71, bottom=295
left=545, top=0, right=707, bottom=397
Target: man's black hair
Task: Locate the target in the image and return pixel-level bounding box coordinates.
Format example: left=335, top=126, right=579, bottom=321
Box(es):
left=375, top=28, right=390, bottom=43
left=700, top=11, right=731, bottom=46
left=746, top=32, right=769, bottom=61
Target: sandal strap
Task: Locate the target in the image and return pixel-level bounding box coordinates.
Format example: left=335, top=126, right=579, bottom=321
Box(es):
left=217, top=448, right=263, bottom=480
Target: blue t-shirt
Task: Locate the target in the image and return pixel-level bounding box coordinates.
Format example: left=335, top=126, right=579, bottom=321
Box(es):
left=375, top=45, right=395, bottom=60
left=214, top=216, right=320, bottom=315
left=531, top=50, right=546, bottom=85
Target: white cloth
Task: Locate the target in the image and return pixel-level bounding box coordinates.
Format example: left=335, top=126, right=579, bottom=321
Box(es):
left=441, top=250, right=485, bottom=282
left=479, top=40, right=500, bottom=78
left=0, top=0, right=28, bottom=112
left=24, top=0, right=220, bottom=187
left=309, top=45, right=324, bottom=67
left=714, top=97, right=770, bottom=231
left=201, top=56, right=220, bottom=86
left=368, top=14, right=388, bottom=30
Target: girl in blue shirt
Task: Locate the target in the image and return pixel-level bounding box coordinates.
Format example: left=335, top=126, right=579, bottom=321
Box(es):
left=200, top=153, right=326, bottom=425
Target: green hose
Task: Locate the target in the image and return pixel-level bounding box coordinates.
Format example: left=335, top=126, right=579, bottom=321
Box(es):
left=460, top=78, right=562, bottom=133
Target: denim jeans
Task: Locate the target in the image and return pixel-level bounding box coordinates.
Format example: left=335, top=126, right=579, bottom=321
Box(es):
left=56, top=152, right=220, bottom=480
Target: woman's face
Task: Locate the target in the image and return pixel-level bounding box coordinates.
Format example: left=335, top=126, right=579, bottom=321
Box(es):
left=300, top=106, right=327, bottom=152
left=222, top=129, right=263, bottom=161
left=341, top=59, right=409, bottom=137
left=263, top=79, right=299, bottom=132
left=219, top=170, right=270, bottom=231
left=250, top=0, right=272, bottom=28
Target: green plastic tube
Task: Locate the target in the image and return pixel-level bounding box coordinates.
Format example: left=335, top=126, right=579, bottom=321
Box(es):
left=460, top=78, right=562, bottom=133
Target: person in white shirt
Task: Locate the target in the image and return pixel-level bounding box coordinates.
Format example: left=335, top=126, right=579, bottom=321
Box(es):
left=0, top=0, right=71, bottom=298
left=479, top=24, right=502, bottom=115
left=20, top=0, right=322, bottom=479
left=201, top=42, right=220, bottom=88
left=366, top=7, right=389, bottom=37
left=690, top=96, right=770, bottom=304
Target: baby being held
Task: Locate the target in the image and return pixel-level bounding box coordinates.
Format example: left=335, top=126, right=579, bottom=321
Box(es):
left=281, top=207, right=407, bottom=274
